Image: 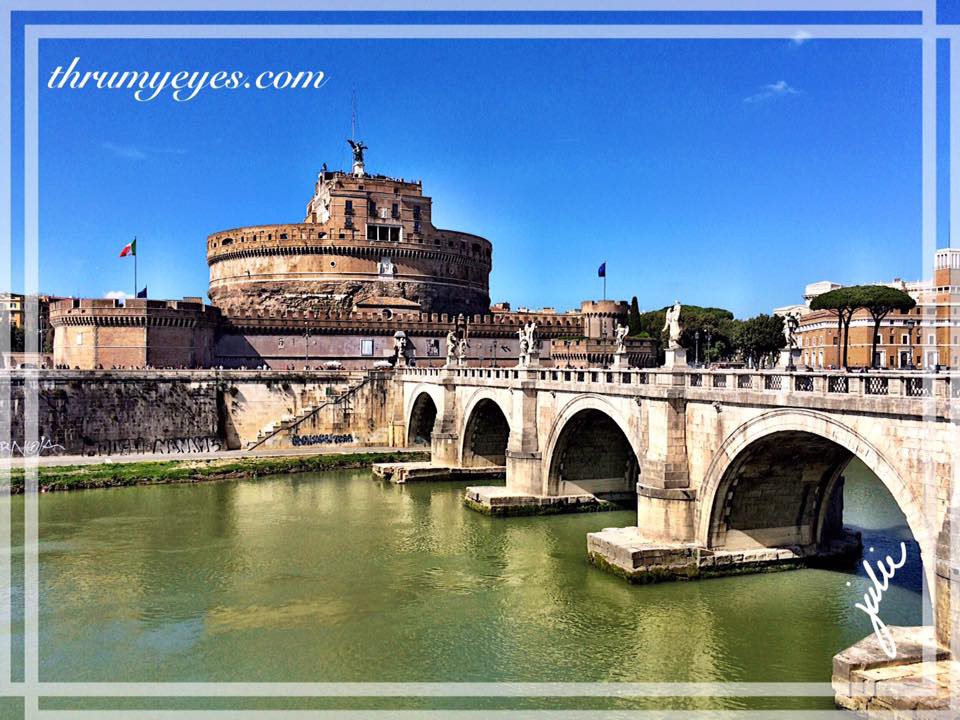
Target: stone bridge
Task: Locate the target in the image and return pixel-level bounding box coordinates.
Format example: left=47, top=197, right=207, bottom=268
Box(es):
left=395, top=364, right=960, bottom=671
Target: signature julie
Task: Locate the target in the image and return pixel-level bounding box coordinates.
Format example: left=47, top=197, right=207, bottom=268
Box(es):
left=853, top=542, right=908, bottom=659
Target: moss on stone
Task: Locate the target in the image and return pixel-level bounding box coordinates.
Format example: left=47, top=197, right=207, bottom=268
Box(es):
left=463, top=495, right=622, bottom=518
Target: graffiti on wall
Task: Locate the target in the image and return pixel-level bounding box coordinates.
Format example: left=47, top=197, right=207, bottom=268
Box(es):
left=87, top=436, right=223, bottom=456
left=291, top=433, right=354, bottom=447
left=0, top=437, right=66, bottom=457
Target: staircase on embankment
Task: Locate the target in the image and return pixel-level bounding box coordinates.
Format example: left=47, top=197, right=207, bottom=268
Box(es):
left=244, top=376, right=372, bottom=451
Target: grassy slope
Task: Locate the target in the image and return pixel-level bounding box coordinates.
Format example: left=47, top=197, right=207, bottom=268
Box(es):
left=4, top=451, right=429, bottom=494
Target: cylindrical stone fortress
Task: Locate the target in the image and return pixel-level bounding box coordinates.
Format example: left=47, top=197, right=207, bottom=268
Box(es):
left=207, top=167, right=492, bottom=316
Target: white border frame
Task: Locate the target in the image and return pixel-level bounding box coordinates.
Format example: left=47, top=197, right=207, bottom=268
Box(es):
left=2, top=0, right=957, bottom=716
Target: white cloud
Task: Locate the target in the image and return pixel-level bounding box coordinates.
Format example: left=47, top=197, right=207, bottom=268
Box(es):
left=101, top=141, right=147, bottom=160
left=101, top=142, right=186, bottom=159
left=790, top=30, right=812, bottom=46
left=104, top=290, right=130, bottom=301
left=744, top=80, right=800, bottom=104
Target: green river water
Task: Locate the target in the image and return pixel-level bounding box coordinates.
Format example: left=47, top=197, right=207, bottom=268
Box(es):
left=5, top=458, right=925, bottom=712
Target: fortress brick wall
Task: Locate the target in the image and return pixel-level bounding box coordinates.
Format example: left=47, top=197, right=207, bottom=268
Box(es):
left=207, top=169, right=492, bottom=316
left=51, top=298, right=218, bottom=370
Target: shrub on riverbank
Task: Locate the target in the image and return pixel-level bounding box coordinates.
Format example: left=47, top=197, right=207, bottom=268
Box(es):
left=4, top=450, right=429, bottom=494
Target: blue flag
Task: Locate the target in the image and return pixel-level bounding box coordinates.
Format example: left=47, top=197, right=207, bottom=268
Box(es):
left=136, top=286, right=147, bottom=298
left=598, top=262, right=606, bottom=278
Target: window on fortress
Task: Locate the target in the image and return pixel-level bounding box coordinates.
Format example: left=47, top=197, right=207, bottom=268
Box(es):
left=345, top=217, right=353, bottom=228
left=392, top=203, right=399, bottom=218
left=369, top=200, right=377, bottom=215
left=279, top=233, right=288, bottom=240
left=361, top=339, right=374, bottom=356
left=414, top=221, right=421, bottom=234
left=345, top=201, right=354, bottom=215
left=366, top=225, right=401, bottom=242
left=413, top=205, right=421, bottom=220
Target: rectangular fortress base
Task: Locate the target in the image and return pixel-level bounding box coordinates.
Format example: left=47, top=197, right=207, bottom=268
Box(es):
left=464, top=485, right=625, bottom=516
left=586, top=526, right=862, bottom=583
left=373, top=462, right=505, bottom=484
left=832, top=626, right=957, bottom=715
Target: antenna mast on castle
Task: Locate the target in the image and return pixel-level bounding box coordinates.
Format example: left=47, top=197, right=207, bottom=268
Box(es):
left=351, top=87, right=358, bottom=141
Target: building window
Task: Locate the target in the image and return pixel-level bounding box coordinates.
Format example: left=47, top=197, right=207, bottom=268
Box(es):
left=368, top=200, right=376, bottom=215
left=278, top=338, right=284, bottom=349
left=414, top=221, right=421, bottom=234
left=345, top=200, right=354, bottom=215
left=392, top=203, right=399, bottom=219
left=902, top=334, right=909, bottom=345
left=361, top=339, right=374, bottom=356
left=345, top=216, right=353, bottom=229
left=875, top=334, right=882, bottom=345
left=76, top=333, right=83, bottom=345
left=413, top=205, right=421, bottom=220
left=279, top=233, right=288, bottom=240
left=367, top=225, right=401, bottom=242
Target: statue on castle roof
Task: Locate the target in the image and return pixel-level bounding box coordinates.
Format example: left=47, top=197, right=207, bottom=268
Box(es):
left=347, top=139, right=368, bottom=177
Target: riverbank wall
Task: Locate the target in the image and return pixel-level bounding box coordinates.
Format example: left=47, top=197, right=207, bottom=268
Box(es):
left=1, top=369, right=404, bottom=458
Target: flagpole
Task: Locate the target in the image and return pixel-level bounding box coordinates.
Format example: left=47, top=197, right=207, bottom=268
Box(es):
left=134, top=236, right=137, bottom=298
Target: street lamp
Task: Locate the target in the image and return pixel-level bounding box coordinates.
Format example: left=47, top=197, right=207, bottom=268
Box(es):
left=905, top=319, right=916, bottom=370
left=705, top=331, right=713, bottom=366
left=694, top=330, right=700, bottom=367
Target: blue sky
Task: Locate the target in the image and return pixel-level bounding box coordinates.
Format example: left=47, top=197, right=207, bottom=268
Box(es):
left=23, top=31, right=948, bottom=318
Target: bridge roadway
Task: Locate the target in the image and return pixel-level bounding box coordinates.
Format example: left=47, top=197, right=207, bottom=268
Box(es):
left=393, top=363, right=960, bottom=710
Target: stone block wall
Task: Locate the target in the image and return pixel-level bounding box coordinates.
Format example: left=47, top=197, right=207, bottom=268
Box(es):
left=1, top=369, right=402, bottom=458
left=4, top=373, right=220, bottom=456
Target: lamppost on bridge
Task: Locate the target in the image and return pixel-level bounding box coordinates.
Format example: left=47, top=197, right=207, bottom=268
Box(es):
left=905, top=319, right=916, bottom=370
left=303, top=322, right=310, bottom=369
left=694, top=331, right=700, bottom=367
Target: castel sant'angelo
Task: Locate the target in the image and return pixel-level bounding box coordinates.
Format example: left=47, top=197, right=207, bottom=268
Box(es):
left=50, top=141, right=656, bottom=370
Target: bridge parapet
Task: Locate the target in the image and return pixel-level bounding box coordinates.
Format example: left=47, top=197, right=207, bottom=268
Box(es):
left=399, top=366, right=959, bottom=421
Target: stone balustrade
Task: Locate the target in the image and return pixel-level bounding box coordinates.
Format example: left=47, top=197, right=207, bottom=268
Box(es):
left=399, top=365, right=960, bottom=405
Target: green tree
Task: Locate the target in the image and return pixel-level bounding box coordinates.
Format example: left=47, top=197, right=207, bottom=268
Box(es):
left=731, top=314, right=785, bottom=368
left=635, top=305, right=735, bottom=364
left=810, top=287, right=859, bottom=369
left=678, top=306, right=735, bottom=363
left=810, top=285, right=917, bottom=369
left=627, top=296, right=642, bottom=336
left=854, top=285, right=917, bottom=368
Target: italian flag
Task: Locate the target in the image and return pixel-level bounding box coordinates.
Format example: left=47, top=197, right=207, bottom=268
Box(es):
left=119, top=238, right=136, bottom=257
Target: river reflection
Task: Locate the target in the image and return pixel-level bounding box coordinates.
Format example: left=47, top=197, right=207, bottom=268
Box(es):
left=6, top=458, right=923, bottom=691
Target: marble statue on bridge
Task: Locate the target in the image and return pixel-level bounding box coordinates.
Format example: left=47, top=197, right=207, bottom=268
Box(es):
left=517, top=321, right=539, bottom=368
left=445, top=329, right=458, bottom=367
left=663, top=301, right=683, bottom=350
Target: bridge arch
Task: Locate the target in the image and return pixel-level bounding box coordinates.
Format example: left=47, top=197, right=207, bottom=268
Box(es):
left=697, top=409, right=931, bottom=573
left=460, top=391, right=512, bottom=468
left=405, top=384, right=443, bottom=446
left=543, top=395, right=641, bottom=497
left=407, top=392, right=438, bottom=446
